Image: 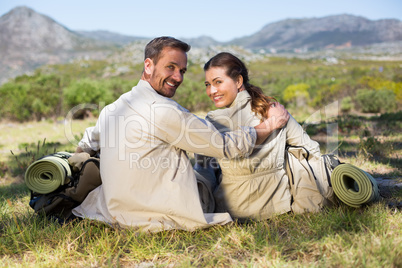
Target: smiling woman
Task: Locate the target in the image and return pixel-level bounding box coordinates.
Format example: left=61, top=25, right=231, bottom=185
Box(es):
left=205, top=67, right=243, bottom=108
left=204, top=52, right=276, bottom=117
left=195, top=52, right=380, bottom=222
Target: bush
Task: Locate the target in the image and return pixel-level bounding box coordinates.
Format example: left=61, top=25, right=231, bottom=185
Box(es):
left=30, top=74, right=66, bottom=120
left=359, top=76, right=402, bottom=102
left=283, top=83, right=310, bottom=107
left=0, top=83, right=31, bottom=121
left=63, top=79, right=115, bottom=118
left=341, top=96, right=354, bottom=113
left=355, top=89, right=397, bottom=113
left=338, top=115, right=364, bottom=134
left=108, top=78, right=138, bottom=100
left=358, top=136, right=393, bottom=160
left=0, top=73, right=67, bottom=121
left=173, top=79, right=213, bottom=112
left=376, top=111, right=402, bottom=135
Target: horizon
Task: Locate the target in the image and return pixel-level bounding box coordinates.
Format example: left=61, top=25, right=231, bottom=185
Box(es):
left=1, top=0, right=402, bottom=42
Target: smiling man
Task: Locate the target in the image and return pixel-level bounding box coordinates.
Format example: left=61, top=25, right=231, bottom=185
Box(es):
left=72, top=36, right=289, bottom=232
left=141, top=38, right=188, bottom=98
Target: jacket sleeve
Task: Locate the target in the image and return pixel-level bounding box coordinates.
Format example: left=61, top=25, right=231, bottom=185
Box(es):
left=151, top=102, right=256, bottom=159
left=285, top=115, right=321, bottom=157
left=78, top=110, right=103, bottom=153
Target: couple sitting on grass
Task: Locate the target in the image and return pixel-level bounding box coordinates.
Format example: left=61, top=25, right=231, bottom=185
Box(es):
left=71, top=36, right=372, bottom=232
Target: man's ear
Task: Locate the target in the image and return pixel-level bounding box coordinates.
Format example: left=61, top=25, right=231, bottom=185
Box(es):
left=144, top=58, right=154, bottom=76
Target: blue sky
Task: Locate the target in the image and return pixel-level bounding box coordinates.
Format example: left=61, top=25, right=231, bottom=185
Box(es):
left=1, top=0, right=401, bottom=42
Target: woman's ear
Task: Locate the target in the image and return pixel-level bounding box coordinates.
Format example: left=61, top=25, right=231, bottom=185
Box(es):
left=237, top=75, right=244, bottom=91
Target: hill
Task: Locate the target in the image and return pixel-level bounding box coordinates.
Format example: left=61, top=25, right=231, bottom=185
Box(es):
left=76, top=30, right=148, bottom=45
left=231, top=14, right=402, bottom=51
left=1, top=6, right=402, bottom=84
left=0, top=6, right=121, bottom=84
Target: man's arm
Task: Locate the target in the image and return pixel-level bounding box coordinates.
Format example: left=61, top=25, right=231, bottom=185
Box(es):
left=75, top=146, right=84, bottom=153
left=151, top=101, right=288, bottom=160
left=74, top=146, right=97, bottom=156
left=254, top=102, right=290, bottom=145
left=74, top=124, right=100, bottom=156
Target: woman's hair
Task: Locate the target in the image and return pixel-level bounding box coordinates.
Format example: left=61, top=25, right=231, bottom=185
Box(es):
left=145, top=36, right=191, bottom=64
left=204, top=52, right=275, bottom=120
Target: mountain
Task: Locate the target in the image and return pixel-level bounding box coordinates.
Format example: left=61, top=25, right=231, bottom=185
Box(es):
left=231, top=14, right=402, bottom=51
left=0, top=7, right=401, bottom=84
left=0, top=6, right=120, bottom=84
left=0, top=6, right=88, bottom=52
left=181, top=35, right=221, bottom=48
left=76, top=30, right=148, bottom=45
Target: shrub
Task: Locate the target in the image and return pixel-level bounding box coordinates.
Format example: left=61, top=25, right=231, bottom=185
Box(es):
left=107, top=78, right=138, bottom=100
left=359, top=76, right=402, bottom=102
left=63, top=79, right=114, bottom=118
left=355, top=89, right=397, bottom=113
left=0, top=73, right=67, bottom=121
left=173, top=79, right=213, bottom=112
left=283, top=83, right=310, bottom=107
left=30, top=74, right=66, bottom=120
left=358, top=136, right=393, bottom=160
left=338, top=115, right=364, bottom=134
left=0, top=82, right=32, bottom=121
left=340, top=96, right=354, bottom=113
left=376, top=111, right=402, bottom=135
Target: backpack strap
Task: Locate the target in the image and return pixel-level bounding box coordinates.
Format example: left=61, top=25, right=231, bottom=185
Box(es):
left=70, top=158, right=100, bottom=187
left=322, top=154, right=342, bottom=187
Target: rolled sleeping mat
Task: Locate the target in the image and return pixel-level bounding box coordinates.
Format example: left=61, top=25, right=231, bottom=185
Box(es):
left=331, top=163, right=380, bottom=208
left=24, top=152, right=73, bottom=194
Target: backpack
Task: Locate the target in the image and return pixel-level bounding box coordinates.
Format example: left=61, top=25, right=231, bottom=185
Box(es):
left=25, top=152, right=102, bottom=223
left=285, top=145, right=341, bottom=213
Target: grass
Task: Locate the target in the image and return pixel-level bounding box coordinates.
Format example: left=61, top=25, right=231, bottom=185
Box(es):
left=0, top=114, right=401, bottom=267
left=1, top=201, right=401, bottom=267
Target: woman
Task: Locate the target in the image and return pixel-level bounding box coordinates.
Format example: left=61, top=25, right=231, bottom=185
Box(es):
left=195, top=52, right=338, bottom=221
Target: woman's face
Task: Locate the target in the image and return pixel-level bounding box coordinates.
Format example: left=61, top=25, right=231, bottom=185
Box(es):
left=205, top=67, right=243, bottom=108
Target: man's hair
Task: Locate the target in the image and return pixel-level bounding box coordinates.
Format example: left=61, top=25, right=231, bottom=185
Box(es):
left=144, top=36, right=191, bottom=64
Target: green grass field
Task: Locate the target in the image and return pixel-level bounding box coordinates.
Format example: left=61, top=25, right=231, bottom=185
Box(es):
left=0, top=113, right=401, bottom=267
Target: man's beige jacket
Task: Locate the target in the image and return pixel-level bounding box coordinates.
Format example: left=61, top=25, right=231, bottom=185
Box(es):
left=73, top=80, right=258, bottom=232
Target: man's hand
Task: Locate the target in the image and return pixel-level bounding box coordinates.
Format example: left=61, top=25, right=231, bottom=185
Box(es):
left=75, top=146, right=84, bottom=154
left=75, top=146, right=98, bottom=157
left=254, top=102, right=289, bottom=145
left=266, top=102, right=290, bottom=130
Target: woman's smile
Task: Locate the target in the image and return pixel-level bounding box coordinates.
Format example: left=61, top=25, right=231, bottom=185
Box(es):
left=205, top=67, right=241, bottom=108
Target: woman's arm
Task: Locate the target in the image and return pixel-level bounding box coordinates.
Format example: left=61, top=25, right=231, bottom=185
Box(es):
left=286, top=115, right=321, bottom=155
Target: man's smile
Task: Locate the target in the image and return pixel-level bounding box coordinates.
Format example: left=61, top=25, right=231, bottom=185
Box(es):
left=166, top=81, right=176, bottom=87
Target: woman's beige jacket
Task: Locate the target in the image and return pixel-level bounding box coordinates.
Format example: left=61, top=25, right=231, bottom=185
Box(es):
left=197, top=91, right=335, bottom=221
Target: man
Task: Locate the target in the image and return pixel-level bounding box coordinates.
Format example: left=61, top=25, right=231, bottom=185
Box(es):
left=73, top=36, right=289, bottom=232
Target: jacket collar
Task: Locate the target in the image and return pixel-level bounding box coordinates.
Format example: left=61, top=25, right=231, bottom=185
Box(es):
left=228, top=90, right=251, bottom=108
left=137, top=79, right=155, bottom=93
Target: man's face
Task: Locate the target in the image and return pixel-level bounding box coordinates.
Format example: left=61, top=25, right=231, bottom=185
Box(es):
left=145, top=47, right=187, bottom=98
